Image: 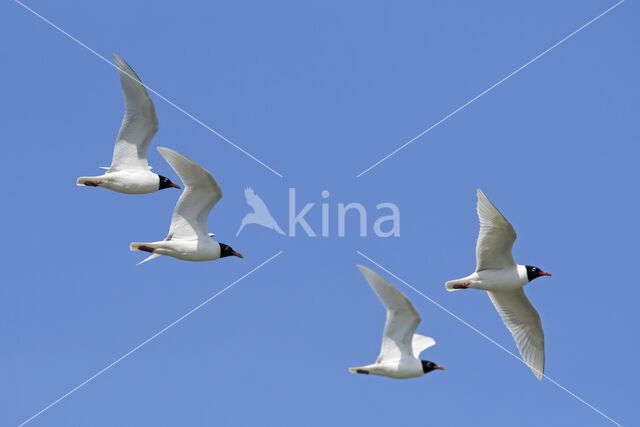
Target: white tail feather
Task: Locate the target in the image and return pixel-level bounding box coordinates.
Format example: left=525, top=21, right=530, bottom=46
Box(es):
left=137, top=253, right=161, bottom=265
left=130, top=242, right=161, bottom=265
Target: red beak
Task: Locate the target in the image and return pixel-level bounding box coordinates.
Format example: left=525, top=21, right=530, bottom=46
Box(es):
left=170, top=183, right=181, bottom=189
left=434, top=365, right=445, bottom=370
left=232, top=252, right=244, bottom=258
left=540, top=271, right=552, bottom=276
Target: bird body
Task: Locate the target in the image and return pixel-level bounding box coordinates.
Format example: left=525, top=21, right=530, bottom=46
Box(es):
left=77, top=169, right=161, bottom=194
left=446, top=265, right=528, bottom=292
left=130, top=147, right=242, bottom=264
left=445, top=189, right=550, bottom=380
left=350, top=358, right=425, bottom=380
left=76, top=54, right=179, bottom=194
left=130, top=238, right=221, bottom=262
left=349, top=265, right=444, bottom=380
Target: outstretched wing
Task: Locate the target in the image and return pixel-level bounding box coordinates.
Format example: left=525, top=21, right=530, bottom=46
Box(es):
left=488, top=289, right=545, bottom=380
left=412, top=334, right=436, bottom=358
left=476, top=189, right=517, bottom=271
left=356, top=265, right=421, bottom=364
left=109, top=54, right=158, bottom=172
left=157, top=147, right=222, bottom=241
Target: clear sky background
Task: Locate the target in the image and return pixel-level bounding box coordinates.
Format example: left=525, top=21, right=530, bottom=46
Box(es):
left=1, top=1, right=637, bottom=426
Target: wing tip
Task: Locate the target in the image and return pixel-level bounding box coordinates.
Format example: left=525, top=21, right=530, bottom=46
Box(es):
left=157, top=146, right=183, bottom=165
left=112, top=53, right=128, bottom=72
left=356, top=264, right=371, bottom=275
left=532, top=367, right=544, bottom=381
left=477, top=188, right=487, bottom=201
left=156, top=146, right=192, bottom=165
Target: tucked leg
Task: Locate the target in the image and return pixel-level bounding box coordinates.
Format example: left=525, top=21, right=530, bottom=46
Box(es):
left=83, top=180, right=102, bottom=187
left=452, top=281, right=471, bottom=289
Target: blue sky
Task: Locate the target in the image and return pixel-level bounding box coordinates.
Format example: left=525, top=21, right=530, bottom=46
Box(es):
left=1, top=0, right=637, bottom=425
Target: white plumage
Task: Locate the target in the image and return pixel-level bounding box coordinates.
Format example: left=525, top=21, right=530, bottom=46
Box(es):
left=76, top=54, right=179, bottom=194
left=349, top=265, right=443, bottom=379
left=130, top=147, right=242, bottom=263
left=476, top=189, right=517, bottom=271
left=445, top=189, right=550, bottom=380
left=488, top=289, right=545, bottom=380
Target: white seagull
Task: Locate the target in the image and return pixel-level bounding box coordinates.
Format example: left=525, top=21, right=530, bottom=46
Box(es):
left=349, top=265, right=444, bottom=379
left=76, top=54, right=180, bottom=194
left=445, top=189, right=551, bottom=380
left=236, top=187, right=285, bottom=236
left=130, top=147, right=243, bottom=264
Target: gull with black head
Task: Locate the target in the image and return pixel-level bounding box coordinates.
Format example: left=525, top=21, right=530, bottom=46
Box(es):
left=76, top=54, right=179, bottom=194
left=131, top=147, right=243, bottom=264
left=349, top=265, right=444, bottom=379
left=445, top=189, right=551, bottom=380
